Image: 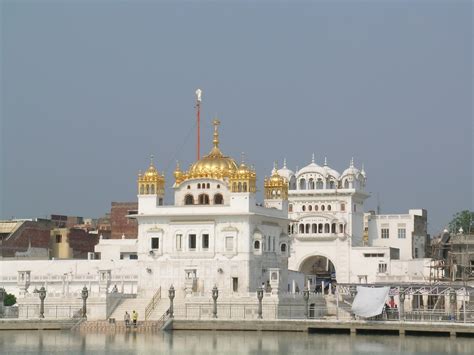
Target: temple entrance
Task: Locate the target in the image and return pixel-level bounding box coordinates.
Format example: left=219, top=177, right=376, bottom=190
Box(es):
left=299, top=255, right=336, bottom=293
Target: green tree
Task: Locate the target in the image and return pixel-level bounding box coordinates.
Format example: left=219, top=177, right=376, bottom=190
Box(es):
left=448, top=210, right=474, bottom=234
left=3, top=293, right=16, bottom=306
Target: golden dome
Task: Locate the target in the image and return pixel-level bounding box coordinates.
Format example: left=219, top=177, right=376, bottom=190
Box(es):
left=188, top=119, right=238, bottom=175
left=189, top=147, right=238, bottom=176
left=175, top=119, right=242, bottom=186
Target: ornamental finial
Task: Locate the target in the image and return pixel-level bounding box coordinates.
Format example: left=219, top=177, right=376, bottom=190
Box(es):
left=283, top=158, right=287, bottom=168
left=311, top=153, right=315, bottom=164
left=324, top=157, right=328, bottom=166
left=150, top=154, right=155, bottom=167
left=350, top=157, right=354, bottom=168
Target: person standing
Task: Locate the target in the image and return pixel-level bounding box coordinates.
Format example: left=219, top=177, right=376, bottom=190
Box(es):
left=132, top=310, right=138, bottom=327
left=124, top=311, right=130, bottom=327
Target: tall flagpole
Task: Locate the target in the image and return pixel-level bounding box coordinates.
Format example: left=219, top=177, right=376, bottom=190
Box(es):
left=195, top=89, right=202, bottom=160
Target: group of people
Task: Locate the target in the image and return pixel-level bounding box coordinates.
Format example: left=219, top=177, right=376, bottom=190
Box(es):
left=124, top=310, right=138, bottom=328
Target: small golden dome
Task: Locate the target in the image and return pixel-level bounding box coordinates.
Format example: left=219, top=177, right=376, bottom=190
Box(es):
left=174, top=161, right=183, bottom=179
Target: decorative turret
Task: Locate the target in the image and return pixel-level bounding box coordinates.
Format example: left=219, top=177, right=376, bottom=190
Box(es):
left=138, top=155, right=165, bottom=196
left=264, top=162, right=288, bottom=210
left=230, top=153, right=257, bottom=193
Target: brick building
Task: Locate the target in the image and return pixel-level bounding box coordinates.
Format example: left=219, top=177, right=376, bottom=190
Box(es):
left=110, top=202, right=138, bottom=239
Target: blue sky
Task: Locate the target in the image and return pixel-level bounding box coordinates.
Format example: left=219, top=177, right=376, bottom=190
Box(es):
left=1, top=1, right=472, bottom=235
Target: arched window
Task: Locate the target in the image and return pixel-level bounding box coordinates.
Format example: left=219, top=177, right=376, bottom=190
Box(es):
left=281, top=244, right=287, bottom=253
left=214, top=193, right=223, bottom=205
left=187, top=185, right=191, bottom=189
left=302, top=205, right=306, bottom=212
left=305, top=224, right=310, bottom=233
left=243, top=182, right=248, bottom=192
left=299, top=224, right=304, bottom=233
left=140, top=185, right=144, bottom=194
left=289, top=176, right=297, bottom=190
left=197, top=183, right=201, bottom=189
left=238, top=182, right=242, bottom=192
left=150, top=185, right=155, bottom=194
left=312, top=224, right=317, bottom=233
left=340, top=203, right=345, bottom=212
left=232, top=182, right=237, bottom=192
left=308, top=205, right=312, bottom=211
left=146, top=185, right=150, bottom=194
left=329, top=181, right=335, bottom=189
left=254, top=240, right=260, bottom=249
left=321, top=205, right=325, bottom=211
left=184, top=194, right=194, bottom=205
left=316, top=179, right=324, bottom=189
left=289, top=204, right=293, bottom=212
left=318, top=224, right=323, bottom=233
left=339, top=224, right=344, bottom=234
left=344, top=180, right=349, bottom=188
left=324, top=224, right=330, bottom=233
left=331, top=223, right=336, bottom=234
left=198, top=194, right=210, bottom=205
left=315, top=205, right=319, bottom=211
left=207, top=183, right=210, bottom=189
left=299, top=178, right=306, bottom=190
left=217, top=184, right=220, bottom=189
left=327, top=205, right=332, bottom=211
left=291, top=224, right=295, bottom=234
left=308, top=178, right=315, bottom=189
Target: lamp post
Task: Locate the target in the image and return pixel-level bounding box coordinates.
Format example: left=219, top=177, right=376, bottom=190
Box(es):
left=449, top=289, right=457, bottom=321
left=303, top=286, right=310, bottom=319
left=38, top=286, right=46, bottom=319
left=399, top=287, right=405, bottom=321
left=0, top=287, right=5, bottom=318
left=257, top=286, right=264, bottom=319
left=212, top=285, right=219, bottom=319
left=81, top=286, right=89, bottom=319
left=168, top=285, right=175, bottom=319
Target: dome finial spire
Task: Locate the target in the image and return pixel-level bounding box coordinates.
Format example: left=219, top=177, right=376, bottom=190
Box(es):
left=150, top=154, right=155, bottom=167
left=324, top=157, right=328, bottom=166
left=350, top=157, right=354, bottom=168
left=241, top=152, right=246, bottom=165
left=283, top=158, right=287, bottom=168
left=311, top=153, right=315, bottom=164
left=212, top=118, right=220, bottom=149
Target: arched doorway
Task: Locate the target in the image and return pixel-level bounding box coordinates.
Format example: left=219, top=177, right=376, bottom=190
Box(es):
left=299, top=255, right=336, bottom=293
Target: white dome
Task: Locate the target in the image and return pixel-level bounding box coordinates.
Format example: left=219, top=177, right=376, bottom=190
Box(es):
left=296, top=155, right=326, bottom=178
left=277, top=159, right=294, bottom=181
left=341, top=158, right=360, bottom=178
left=322, top=158, right=340, bottom=179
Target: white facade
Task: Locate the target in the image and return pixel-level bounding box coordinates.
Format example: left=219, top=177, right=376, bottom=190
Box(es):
left=267, top=156, right=369, bottom=284
left=134, top=121, right=290, bottom=298
left=366, top=209, right=428, bottom=260
left=267, top=156, right=429, bottom=285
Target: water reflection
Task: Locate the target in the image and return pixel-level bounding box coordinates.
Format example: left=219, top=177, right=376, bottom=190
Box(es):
left=0, top=330, right=471, bottom=354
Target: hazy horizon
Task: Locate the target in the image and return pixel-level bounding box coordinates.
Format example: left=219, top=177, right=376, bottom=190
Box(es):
left=1, top=1, right=472, bottom=235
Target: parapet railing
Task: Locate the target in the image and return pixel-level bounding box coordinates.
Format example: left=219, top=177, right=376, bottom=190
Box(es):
left=145, top=287, right=161, bottom=320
